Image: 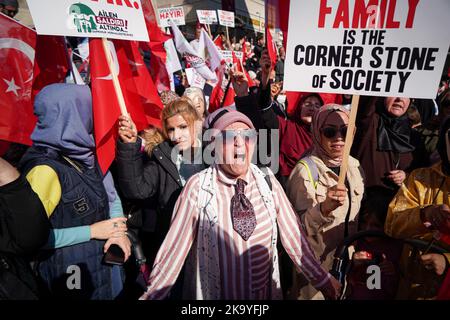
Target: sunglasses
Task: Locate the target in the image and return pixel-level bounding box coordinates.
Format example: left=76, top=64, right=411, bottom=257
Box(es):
left=321, top=126, right=348, bottom=139
left=219, top=129, right=258, bottom=141
left=303, top=102, right=322, bottom=109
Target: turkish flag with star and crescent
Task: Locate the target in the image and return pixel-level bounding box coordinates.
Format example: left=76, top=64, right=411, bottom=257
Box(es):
left=0, top=13, right=68, bottom=146
left=0, top=14, right=37, bottom=146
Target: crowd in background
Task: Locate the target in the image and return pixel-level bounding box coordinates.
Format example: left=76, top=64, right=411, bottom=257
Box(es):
left=1, top=0, right=450, bottom=300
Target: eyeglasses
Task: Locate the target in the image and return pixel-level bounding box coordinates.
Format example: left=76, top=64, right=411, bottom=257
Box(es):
left=303, top=102, right=322, bottom=109
left=219, top=129, right=258, bottom=142
left=321, top=126, right=348, bottom=139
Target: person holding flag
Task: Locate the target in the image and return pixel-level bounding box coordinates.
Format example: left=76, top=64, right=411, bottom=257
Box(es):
left=115, top=98, right=207, bottom=297
left=19, top=83, right=131, bottom=300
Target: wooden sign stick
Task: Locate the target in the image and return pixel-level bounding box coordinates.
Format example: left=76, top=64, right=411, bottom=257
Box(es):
left=337, top=95, right=360, bottom=186
left=101, top=38, right=128, bottom=117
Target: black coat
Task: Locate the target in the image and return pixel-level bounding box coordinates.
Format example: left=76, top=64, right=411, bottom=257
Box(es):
left=0, top=175, right=50, bottom=299
left=116, top=139, right=205, bottom=251
left=0, top=176, right=50, bottom=255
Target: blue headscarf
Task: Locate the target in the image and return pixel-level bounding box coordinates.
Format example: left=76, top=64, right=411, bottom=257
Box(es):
left=31, top=83, right=95, bottom=168
left=31, top=83, right=117, bottom=205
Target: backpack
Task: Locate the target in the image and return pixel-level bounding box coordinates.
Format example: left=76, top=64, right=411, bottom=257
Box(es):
left=297, top=156, right=319, bottom=190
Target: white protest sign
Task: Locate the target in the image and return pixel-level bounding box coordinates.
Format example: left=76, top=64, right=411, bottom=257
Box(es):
left=158, top=6, right=185, bottom=28
left=196, top=10, right=218, bottom=25
left=284, top=0, right=450, bottom=99
left=26, top=0, right=149, bottom=41
left=217, top=10, right=235, bottom=28
left=220, top=50, right=243, bottom=67
left=185, top=68, right=206, bottom=89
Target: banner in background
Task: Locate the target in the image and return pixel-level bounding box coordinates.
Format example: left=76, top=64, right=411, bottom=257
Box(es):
left=197, top=10, right=218, bottom=25
left=284, top=0, right=450, bottom=99
left=217, top=10, right=235, bottom=28
left=26, top=0, right=149, bottom=41
left=158, top=6, right=185, bottom=28
left=185, top=68, right=206, bottom=89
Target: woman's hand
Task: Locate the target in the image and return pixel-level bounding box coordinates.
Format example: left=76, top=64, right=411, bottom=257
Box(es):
left=118, top=114, right=138, bottom=143
left=104, top=235, right=132, bottom=262
left=320, top=276, right=342, bottom=300
left=229, top=66, right=249, bottom=97
left=421, top=204, right=450, bottom=234
left=90, top=217, right=127, bottom=240
left=387, top=170, right=406, bottom=186
left=320, top=185, right=347, bottom=216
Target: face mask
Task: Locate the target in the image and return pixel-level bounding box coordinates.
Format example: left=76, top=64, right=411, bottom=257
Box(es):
left=277, top=94, right=286, bottom=104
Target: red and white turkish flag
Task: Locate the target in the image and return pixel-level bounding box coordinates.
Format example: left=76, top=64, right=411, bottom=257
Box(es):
left=33, top=35, right=69, bottom=96
left=0, top=13, right=37, bottom=146
left=213, top=35, right=225, bottom=50
left=140, top=0, right=173, bottom=93
left=90, top=38, right=163, bottom=173
left=266, top=27, right=278, bottom=69
left=233, top=50, right=255, bottom=88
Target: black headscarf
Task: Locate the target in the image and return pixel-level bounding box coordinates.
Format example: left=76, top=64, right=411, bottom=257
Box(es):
left=437, top=116, right=450, bottom=176
left=376, top=98, right=415, bottom=153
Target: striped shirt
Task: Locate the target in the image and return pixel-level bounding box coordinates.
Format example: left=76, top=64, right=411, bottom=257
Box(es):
left=144, top=166, right=330, bottom=300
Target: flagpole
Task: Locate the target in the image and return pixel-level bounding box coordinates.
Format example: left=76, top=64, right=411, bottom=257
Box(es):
left=207, top=24, right=212, bottom=38
left=220, top=77, right=232, bottom=109
left=226, top=26, right=230, bottom=47
left=337, top=95, right=360, bottom=186
left=101, top=37, right=128, bottom=116
left=63, top=37, right=77, bottom=85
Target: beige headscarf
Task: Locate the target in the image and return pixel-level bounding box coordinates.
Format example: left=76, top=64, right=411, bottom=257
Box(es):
left=311, top=104, right=349, bottom=167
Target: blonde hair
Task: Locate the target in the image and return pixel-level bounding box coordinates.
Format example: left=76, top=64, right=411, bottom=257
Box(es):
left=139, top=127, right=164, bottom=156
left=161, top=98, right=201, bottom=140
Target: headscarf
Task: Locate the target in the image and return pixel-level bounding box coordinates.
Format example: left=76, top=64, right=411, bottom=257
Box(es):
left=0, top=0, right=18, bottom=7
left=291, top=93, right=324, bottom=125
left=31, top=83, right=95, bottom=168
left=278, top=93, right=323, bottom=177
left=160, top=90, right=179, bottom=107
left=311, top=104, right=350, bottom=168
left=31, top=83, right=117, bottom=204
left=376, top=97, right=415, bottom=153
left=437, top=116, right=450, bottom=176
left=183, top=87, right=207, bottom=117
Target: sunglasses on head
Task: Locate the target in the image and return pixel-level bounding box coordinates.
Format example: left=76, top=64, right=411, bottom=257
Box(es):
left=321, top=126, right=348, bottom=139
left=219, top=129, right=257, bottom=141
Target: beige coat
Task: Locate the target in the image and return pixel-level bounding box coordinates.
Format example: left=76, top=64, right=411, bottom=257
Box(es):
left=286, top=155, right=365, bottom=299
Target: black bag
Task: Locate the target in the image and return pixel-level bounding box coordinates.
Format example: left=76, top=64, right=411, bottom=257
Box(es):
left=0, top=252, right=39, bottom=300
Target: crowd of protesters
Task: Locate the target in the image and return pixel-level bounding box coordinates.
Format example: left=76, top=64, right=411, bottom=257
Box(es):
left=1, top=4, right=450, bottom=301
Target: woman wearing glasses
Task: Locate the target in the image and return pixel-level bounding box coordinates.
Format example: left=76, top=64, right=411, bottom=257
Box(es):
left=286, top=104, right=365, bottom=300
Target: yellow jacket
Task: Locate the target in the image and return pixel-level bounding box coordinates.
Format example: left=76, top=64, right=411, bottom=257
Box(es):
left=386, top=162, right=450, bottom=299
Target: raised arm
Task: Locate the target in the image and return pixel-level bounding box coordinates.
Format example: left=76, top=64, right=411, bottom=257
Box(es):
left=140, top=177, right=200, bottom=300
left=272, top=173, right=340, bottom=299
left=116, top=115, right=159, bottom=200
